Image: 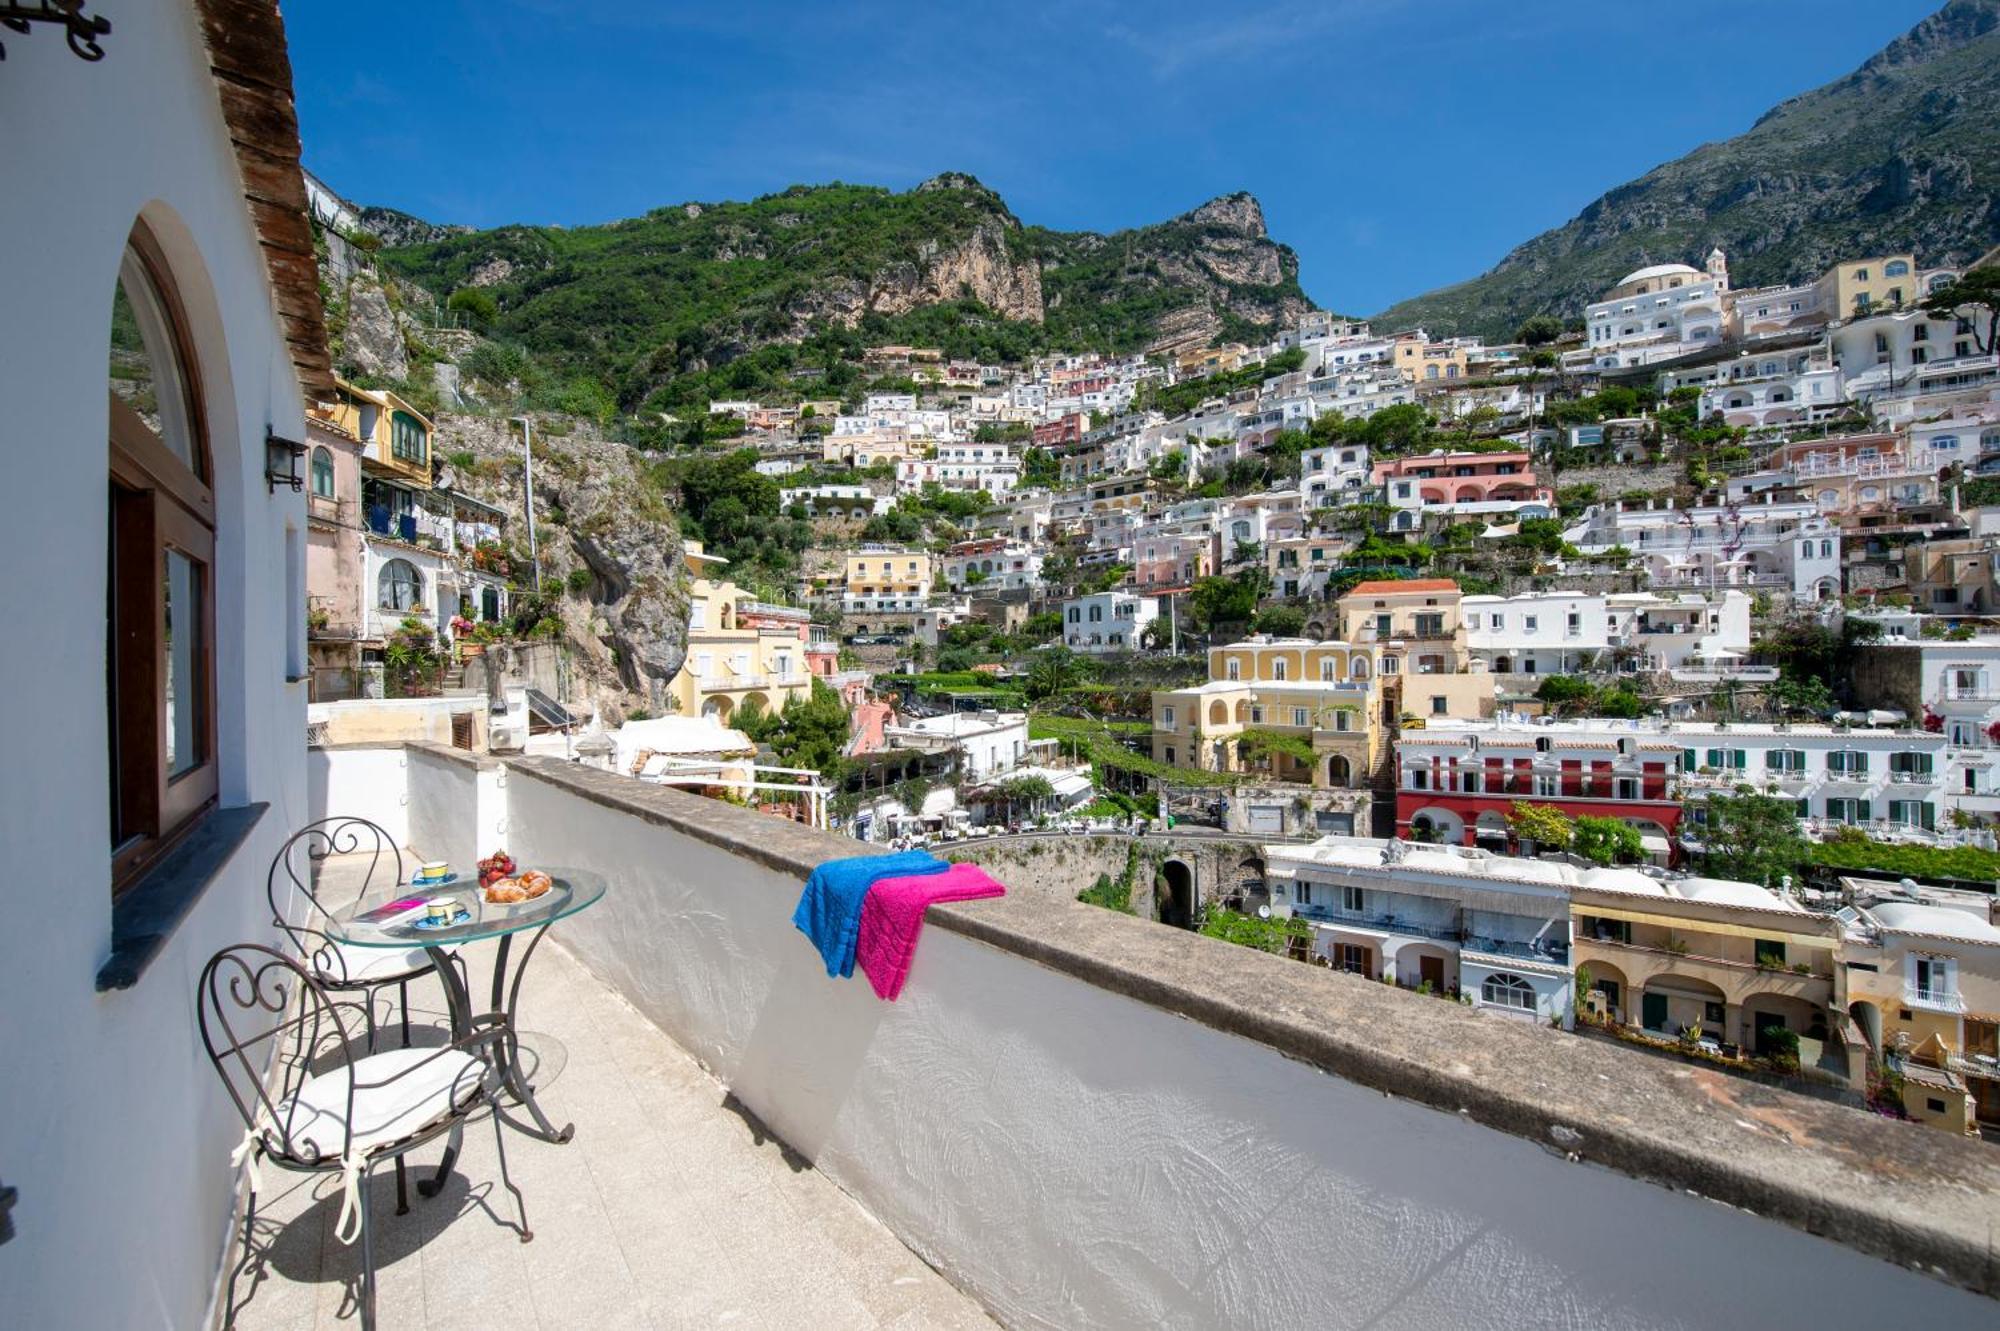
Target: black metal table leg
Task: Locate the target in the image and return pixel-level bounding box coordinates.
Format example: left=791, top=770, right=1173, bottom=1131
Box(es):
left=493, top=922, right=575, bottom=1143
left=416, top=944, right=471, bottom=1197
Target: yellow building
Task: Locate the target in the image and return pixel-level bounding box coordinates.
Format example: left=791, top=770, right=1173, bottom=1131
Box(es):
left=318, top=378, right=432, bottom=486
left=1392, top=335, right=1468, bottom=385
left=1151, top=637, right=1383, bottom=788
left=1571, top=878, right=1847, bottom=1075
left=840, top=546, right=933, bottom=613
left=665, top=542, right=815, bottom=725
left=1814, top=255, right=1921, bottom=319
left=1841, top=890, right=2000, bottom=1137
left=1336, top=579, right=1496, bottom=723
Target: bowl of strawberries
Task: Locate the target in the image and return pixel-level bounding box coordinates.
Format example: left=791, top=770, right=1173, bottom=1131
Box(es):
left=479, top=850, right=555, bottom=904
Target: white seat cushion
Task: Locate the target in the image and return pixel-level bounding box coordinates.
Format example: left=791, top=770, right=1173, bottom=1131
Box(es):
left=264, top=1047, right=485, bottom=1162
left=319, top=941, right=444, bottom=985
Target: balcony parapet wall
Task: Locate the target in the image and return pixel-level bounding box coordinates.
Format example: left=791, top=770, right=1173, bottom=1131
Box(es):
left=383, top=745, right=2000, bottom=1316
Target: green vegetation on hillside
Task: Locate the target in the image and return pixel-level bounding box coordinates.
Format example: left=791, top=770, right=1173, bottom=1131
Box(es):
left=376, top=178, right=1316, bottom=415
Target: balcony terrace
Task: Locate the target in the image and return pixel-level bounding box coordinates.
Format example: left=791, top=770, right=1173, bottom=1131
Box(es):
left=258, top=742, right=2000, bottom=1327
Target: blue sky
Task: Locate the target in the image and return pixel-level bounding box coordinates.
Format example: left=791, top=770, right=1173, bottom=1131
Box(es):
left=289, top=0, right=1941, bottom=316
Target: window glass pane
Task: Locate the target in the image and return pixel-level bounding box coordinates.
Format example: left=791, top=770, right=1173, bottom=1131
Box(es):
left=165, top=548, right=204, bottom=777
left=110, top=249, right=199, bottom=475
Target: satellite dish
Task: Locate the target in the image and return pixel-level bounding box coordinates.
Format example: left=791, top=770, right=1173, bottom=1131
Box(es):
left=1257, top=905, right=1272, bottom=920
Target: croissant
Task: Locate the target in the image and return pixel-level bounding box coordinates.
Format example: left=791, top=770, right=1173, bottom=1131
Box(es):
left=484, top=878, right=529, bottom=904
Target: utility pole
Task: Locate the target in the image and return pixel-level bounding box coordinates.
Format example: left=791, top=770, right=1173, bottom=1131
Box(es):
left=513, top=415, right=541, bottom=591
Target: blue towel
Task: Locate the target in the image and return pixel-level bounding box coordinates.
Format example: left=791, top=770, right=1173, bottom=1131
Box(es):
left=792, top=851, right=948, bottom=978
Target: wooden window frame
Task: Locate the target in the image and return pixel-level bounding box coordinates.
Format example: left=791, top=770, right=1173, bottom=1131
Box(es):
left=108, top=222, right=217, bottom=893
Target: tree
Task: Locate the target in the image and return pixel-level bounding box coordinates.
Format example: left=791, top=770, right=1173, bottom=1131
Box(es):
left=1698, top=793, right=1808, bottom=886
left=998, top=774, right=1057, bottom=823
left=1189, top=571, right=1266, bottom=630
left=1255, top=605, right=1307, bottom=637
left=446, top=286, right=498, bottom=332
left=1921, top=265, right=1998, bottom=355
left=1770, top=673, right=1833, bottom=719
left=1020, top=446, right=1060, bottom=489
left=1507, top=802, right=1574, bottom=853
left=1534, top=674, right=1598, bottom=717
left=1515, top=314, right=1562, bottom=348
left=1571, top=816, right=1642, bottom=866
left=1025, top=647, right=1089, bottom=701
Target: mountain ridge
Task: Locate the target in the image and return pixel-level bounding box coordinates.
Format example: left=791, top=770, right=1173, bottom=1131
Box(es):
left=356, top=175, right=1315, bottom=412
left=1373, top=0, right=2000, bottom=339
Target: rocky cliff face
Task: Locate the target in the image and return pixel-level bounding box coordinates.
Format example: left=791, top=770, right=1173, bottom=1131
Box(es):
left=1034, top=191, right=1315, bottom=354
left=1374, top=0, right=2000, bottom=338
left=363, top=176, right=1322, bottom=407
left=431, top=413, right=689, bottom=724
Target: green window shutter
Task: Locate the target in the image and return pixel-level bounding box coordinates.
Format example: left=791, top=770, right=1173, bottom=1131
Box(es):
left=1765, top=751, right=1782, bottom=770
left=1684, top=748, right=1697, bottom=771
left=1922, top=802, right=1936, bottom=830
left=1796, top=798, right=1810, bottom=817
left=1856, top=799, right=1871, bottom=822
left=1730, top=750, right=1746, bottom=770
left=1706, top=748, right=1723, bottom=767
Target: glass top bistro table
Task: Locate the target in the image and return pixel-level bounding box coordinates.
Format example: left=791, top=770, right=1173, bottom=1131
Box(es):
left=326, top=868, right=606, bottom=1193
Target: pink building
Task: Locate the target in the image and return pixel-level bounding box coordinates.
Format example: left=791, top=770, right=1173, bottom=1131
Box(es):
left=1372, top=450, right=1550, bottom=505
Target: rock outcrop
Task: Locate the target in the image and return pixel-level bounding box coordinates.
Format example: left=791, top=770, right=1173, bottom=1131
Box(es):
left=339, top=273, right=409, bottom=380
left=430, top=413, right=689, bottom=723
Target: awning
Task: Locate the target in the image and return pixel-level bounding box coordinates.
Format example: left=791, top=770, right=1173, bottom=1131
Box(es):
left=1638, top=834, right=1671, bottom=853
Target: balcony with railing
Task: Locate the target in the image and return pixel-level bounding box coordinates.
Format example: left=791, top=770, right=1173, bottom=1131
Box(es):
left=223, top=742, right=2000, bottom=1328
left=1905, top=984, right=1968, bottom=1015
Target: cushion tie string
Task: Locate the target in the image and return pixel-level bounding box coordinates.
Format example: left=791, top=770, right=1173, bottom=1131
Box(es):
left=229, top=1126, right=264, bottom=1195
left=333, top=1152, right=369, bottom=1245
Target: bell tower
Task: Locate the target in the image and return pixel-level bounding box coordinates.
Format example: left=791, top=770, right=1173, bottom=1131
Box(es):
left=1704, top=246, right=1730, bottom=292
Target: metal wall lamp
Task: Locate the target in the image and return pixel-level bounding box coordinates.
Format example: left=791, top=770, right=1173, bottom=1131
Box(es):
left=266, top=428, right=306, bottom=493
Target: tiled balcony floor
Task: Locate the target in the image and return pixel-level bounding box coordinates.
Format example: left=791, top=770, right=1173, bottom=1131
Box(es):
left=221, top=932, right=994, bottom=1330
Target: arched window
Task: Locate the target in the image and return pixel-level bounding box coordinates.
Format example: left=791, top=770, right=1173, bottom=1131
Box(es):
left=1481, top=972, right=1536, bottom=1011
left=1353, top=656, right=1371, bottom=680
left=310, top=445, right=335, bottom=499
left=1884, top=260, right=1909, bottom=277
left=378, top=558, right=423, bottom=611
left=108, top=220, right=216, bottom=888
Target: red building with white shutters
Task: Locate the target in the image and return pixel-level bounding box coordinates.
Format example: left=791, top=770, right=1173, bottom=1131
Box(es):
left=1395, top=719, right=1684, bottom=862
left=1032, top=412, right=1090, bottom=448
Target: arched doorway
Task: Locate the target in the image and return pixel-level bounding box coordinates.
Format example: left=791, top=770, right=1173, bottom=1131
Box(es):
left=703, top=695, right=734, bottom=723
left=1640, top=974, right=1726, bottom=1040
left=1578, top=959, right=1630, bottom=1025
left=1848, top=999, right=1882, bottom=1054
left=1406, top=807, right=1463, bottom=845
left=1325, top=754, right=1352, bottom=786
left=1473, top=810, right=1511, bottom=846
left=1236, top=854, right=1265, bottom=903
left=1158, top=858, right=1195, bottom=930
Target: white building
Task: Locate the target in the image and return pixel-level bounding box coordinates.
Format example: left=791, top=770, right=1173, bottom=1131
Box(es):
left=1673, top=722, right=1951, bottom=839
left=1584, top=256, right=1729, bottom=369
left=1264, top=837, right=1582, bottom=1028
left=780, top=483, right=886, bottom=518
left=1462, top=592, right=1610, bottom=675
left=1299, top=443, right=1371, bottom=505
left=886, top=710, right=1030, bottom=782
left=940, top=538, right=1043, bottom=592
left=1063, top=591, right=1159, bottom=653
left=1605, top=591, right=1755, bottom=673
left=1568, top=497, right=1842, bottom=601
left=4, top=7, right=331, bottom=1328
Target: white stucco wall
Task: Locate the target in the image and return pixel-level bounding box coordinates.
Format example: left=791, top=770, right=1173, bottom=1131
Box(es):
left=479, top=762, right=1991, bottom=1330
left=0, top=5, right=313, bottom=1328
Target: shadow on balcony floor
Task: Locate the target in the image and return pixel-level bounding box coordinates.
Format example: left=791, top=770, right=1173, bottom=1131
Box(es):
left=220, top=937, right=995, bottom=1330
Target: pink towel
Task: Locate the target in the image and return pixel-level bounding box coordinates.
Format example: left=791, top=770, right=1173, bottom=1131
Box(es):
left=856, top=863, right=1006, bottom=1001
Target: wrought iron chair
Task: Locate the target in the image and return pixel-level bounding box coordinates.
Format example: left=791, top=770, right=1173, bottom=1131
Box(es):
left=267, top=816, right=462, bottom=1054
left=200, top=944, right=531, bottom=1331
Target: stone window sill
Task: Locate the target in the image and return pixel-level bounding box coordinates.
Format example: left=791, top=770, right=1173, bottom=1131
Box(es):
left=96, top=803, right=267, bottom=992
